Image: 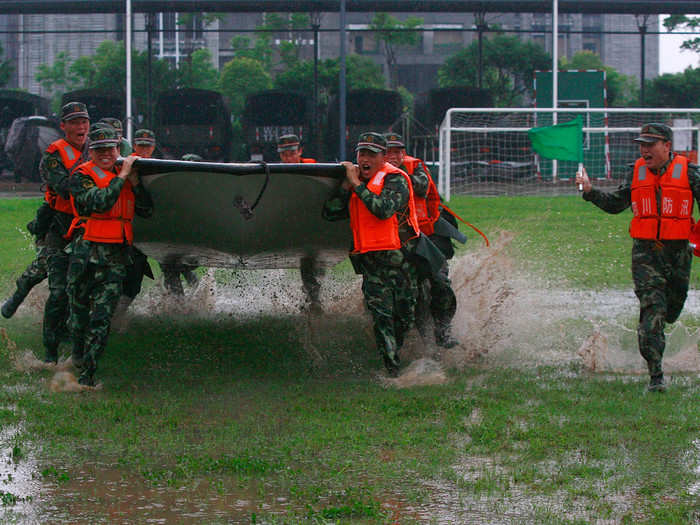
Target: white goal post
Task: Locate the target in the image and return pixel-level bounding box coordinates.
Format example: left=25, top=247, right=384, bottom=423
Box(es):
left=438, top=108, right=700, bottom=199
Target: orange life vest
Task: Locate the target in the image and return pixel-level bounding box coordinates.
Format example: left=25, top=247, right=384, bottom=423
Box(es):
left=349, top=162, right=420, bottom=254
left=403, top=155, right=441, bottom=236
left=301, top=158, right=316, bottom=163
left=68, top=161, right=136, bottom=245
left=44, top=138, right=82, bottom=215
left=629, top=154, right=694, bottom=240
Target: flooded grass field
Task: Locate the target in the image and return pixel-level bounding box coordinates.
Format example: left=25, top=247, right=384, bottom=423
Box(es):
left=1, top=196, right=700, bottom=524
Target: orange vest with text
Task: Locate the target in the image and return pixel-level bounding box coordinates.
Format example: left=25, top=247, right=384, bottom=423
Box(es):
left=72, top=161, right=136, bottom=245
left=44, top=138, right=82, bottom=215
left=403, top=155, right=440, bottom=236
left=629, top=154, right=693, bottom=240
left=349, top=162, right=420, bottom=254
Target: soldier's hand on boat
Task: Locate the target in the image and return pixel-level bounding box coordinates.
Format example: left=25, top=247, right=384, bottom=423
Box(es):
left=341, top=161, right=361, bottom=189
left=119, top=155, right=138, bottom=183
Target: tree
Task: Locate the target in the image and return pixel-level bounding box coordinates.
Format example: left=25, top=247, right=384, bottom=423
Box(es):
left=217, top=56, right=273, bottom=115
left=438, top=34, right=551, bottom=106
left=273, top=54, right=385, bottom=105
left=369, top=12, right=423, bottom=88
left=559, top=51, right=638, bottom=107
left=36, top=40, right=178, bottom=116
left=177, top=48, right=220, bottom=90
left=663, top=15, right=700, bottom=54
left=645, top=68, right=700, bottom=108
left=0, top=41, right=13, bottom=88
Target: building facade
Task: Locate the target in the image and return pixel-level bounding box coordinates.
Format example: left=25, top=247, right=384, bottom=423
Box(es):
left=0, top=11, right=658, bottom=100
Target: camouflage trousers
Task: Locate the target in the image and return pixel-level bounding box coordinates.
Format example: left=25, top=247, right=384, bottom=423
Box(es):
left=361, top=259, right=418, bottom=368
left=300, top=255, right=325, bottom=306
left=415, top=260, right=457, bottom=338
left=632, top=240, right=692, bottom=378
left=15, top=243, right=48, bottom=295
left=122, top=249, right=149, bottom=299
left=67, top=256, right=126, bottom=381
left=43, top=236, right=70, bottom=354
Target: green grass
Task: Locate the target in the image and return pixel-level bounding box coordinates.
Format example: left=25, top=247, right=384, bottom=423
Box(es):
left=1, top=195, right=700, bottom=523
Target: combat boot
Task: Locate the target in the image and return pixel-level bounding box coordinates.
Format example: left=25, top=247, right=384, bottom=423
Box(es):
left=647, top=374, right=667, bottom=393
left=43, top=345, right=58, bottom=365
left=1, top=288, right=29, bottom=319
left=435, top=323, right=458, bottom=349
left=78, top=371, right=96, bottom=387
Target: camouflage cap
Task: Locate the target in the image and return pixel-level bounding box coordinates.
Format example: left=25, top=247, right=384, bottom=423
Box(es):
left=384, top=132, right=405, bottom=148
left=90, top=122, right=111, bottom=133
left=277, top=134, right=301, bottom=152
left=181, top=153, right=203, bottom=162
left=88, top=126, right=119, bottom=149
left=133, top=128, right=156, bottom=145
left=61, top=101, right=89, bottom=122
left=355, top=132, right=386, bottom=153
left=99, top=117, right=123, bottom=132
left=634, top=123, right=672, bottom=144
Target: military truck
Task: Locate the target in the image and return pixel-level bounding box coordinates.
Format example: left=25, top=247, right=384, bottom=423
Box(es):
left=326, top=89, right=403, bottom=161
left=242, top=90, right=313, bottom=162
left=0, top=90, right=50, bottom=174
left=154, top=88, right=232, bottom=161
left=61, top=88, right=126, bottom=124
left=5, top=116, right=61, bottom=182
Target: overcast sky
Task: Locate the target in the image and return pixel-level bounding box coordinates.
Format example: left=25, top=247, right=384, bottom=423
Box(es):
left=659, top=15, right=699, bottom=74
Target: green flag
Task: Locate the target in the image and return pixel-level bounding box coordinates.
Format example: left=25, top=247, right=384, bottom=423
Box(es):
left=528, top=116, right=583, bottom=162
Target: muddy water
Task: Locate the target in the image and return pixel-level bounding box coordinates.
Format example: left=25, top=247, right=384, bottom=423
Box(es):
left=4, top=231, right=700, bottom=522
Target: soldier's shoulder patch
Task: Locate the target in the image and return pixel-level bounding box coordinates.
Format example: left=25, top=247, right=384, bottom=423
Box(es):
left=47, top=157, right=59, bottom=169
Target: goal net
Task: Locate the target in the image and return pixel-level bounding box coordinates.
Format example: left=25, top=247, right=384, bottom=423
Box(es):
left=438, top=108, right=700, bottom=199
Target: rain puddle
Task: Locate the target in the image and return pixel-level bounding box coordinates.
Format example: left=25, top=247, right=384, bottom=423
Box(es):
left=0, top=423, right=43, bottom=524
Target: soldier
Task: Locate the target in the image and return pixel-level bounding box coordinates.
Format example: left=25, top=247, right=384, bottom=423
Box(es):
left=98, top=117, right=132, bottom=156
left=323, top=132, right=420, bottom=375
left=576, top=123, right=700, bottom=392
left=277, top=134, right=324, bottom=313
left=65, top=126, right=153, bottom=386
left=37, top=101, right=89, bottom=364
left=1, top=202, right=53, bottom=318
left=158, top=153, right=201, bottom=295
left=385, top=132, right=460, bottom=348
left=132, top=129, right=156, bottom=158
left=113, top=129, right=158, bottom=323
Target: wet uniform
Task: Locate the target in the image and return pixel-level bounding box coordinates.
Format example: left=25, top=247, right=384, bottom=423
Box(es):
left=39, top=138, right=87, bottom=361
left=583, top=153, right=700, bottom=380
left=66, top=130, right=153, bottom=385
left=323, top=152, right=419, bottom=374
left=400, top=157, right=458, bottom=347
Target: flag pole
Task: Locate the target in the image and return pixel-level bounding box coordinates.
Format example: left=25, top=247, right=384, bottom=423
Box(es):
left=552, top=0, right=558, bottom=183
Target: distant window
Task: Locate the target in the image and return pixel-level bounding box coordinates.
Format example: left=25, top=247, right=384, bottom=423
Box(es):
left=353, top=33, right=379, bottom=54
left=434, top=30, right=462, bottom=53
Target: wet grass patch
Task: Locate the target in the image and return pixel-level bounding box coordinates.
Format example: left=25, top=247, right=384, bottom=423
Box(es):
left=2, top=195, right=700, bottom=522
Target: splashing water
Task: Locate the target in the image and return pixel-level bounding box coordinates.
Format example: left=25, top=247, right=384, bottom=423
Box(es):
left=5, top=230, right=700, bottom=378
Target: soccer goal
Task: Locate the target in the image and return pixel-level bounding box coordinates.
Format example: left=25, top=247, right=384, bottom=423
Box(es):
left=438, top=108, right=700, bottom=199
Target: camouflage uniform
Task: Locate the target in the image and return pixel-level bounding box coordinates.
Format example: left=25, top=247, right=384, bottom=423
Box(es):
left=1, top=202, right=53, bottom=318
left=323, top=136, right=418, bottom=373
left=583, top=153, right=700, bottom=382
left=66, top=129, right=153, bottom=386
left=278, top=134, right=325, bottom=312
left=400, top=157, right=458, bottom=347
left=40, top=136, right=88, bottom=362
